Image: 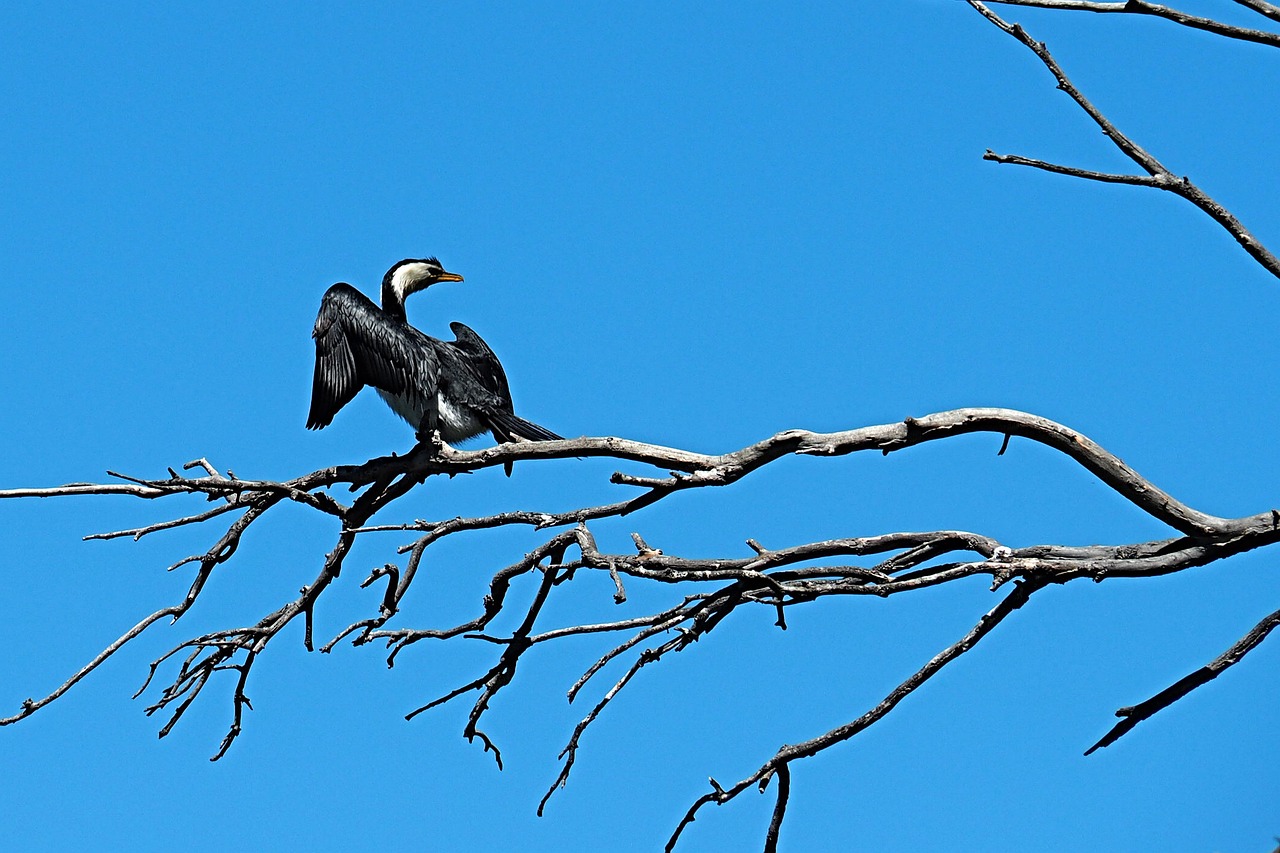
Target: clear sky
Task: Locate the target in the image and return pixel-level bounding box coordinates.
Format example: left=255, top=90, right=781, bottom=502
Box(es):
left=2, top=2, right=1278, bottom=851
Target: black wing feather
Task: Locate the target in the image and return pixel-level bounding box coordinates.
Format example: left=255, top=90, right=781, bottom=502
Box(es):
left=307, top=283, right=439, bottom=430
left=448, top=322, right=512, bottom=406
left=443, top=321, right=562, bottom=442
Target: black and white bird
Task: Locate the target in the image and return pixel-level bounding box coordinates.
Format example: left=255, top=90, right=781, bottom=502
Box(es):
left=306, top=258, right=562, bottom=456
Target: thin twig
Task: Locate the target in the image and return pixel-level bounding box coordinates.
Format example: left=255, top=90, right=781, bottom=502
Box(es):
left=1085, top=605, right=1280, bottom=754
left=666, top=578, right=1045, bottom=851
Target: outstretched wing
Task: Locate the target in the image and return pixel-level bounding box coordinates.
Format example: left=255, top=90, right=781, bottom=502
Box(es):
left=307, top=283, right=439, bottom=430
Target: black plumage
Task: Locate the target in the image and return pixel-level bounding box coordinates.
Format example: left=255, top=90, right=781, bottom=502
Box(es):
left=307, top=283, right=441, bottom=433
left=307, top=258, right=562, bottom=456
left=443, top=321, right=562, bottom=476
left=445, top=321, right=562, bottom=443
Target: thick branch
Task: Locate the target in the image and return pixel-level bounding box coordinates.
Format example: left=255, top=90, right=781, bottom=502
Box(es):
left=3, top=409, right=1276, bottom=845
left=1232, top=0, right=1280, bottom=25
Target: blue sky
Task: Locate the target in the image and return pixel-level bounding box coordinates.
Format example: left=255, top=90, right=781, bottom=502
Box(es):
left=2, top=2, right=1278, bottom=850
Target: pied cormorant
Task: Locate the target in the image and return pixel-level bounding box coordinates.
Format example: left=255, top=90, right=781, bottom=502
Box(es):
left=306, top=258, right=562, bottom=455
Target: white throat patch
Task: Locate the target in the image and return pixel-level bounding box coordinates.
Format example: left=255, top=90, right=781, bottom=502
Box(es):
left=390, top=262, right=434, bottom=303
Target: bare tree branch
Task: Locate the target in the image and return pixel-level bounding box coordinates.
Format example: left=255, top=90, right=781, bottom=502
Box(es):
left=987, top=0, right=1280, bottom=47
left=4, top=398, right=1277, bottom=853
left=981, top=152, right=1162, bottom=187
left=969, top=1, right=1280, bottom=279
left=4, top=408, right=1277, bottom=740
left=763, top=763, right=790, bottom=853
left=666, top=577, right=1047, bottom=851
left=1085, top=604, right=1280, bottom=754
left=1231, top=0, right=1280, bottom=25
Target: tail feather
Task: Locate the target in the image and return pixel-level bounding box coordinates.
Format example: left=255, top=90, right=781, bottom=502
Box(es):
left=487, top=410, right=563, bottom=443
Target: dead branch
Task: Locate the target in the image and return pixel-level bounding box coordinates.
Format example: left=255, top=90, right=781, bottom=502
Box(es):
left=2, top=405, right=1278, bottom=849
left=986, top=0, right=1280, bottom=47
left=1232, top=0, right=1280, bottom=26
left=666, top=577, right=1047, bottom=852
left=968, top=1, right=1280, bottom=279
left=1085, top=604, right=1280, bottom=754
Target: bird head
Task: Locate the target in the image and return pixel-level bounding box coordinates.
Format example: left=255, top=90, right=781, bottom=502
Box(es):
left=381, top=257, right=464, bottom=313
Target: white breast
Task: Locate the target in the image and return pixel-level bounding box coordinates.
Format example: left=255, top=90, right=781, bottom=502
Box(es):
left=376, top=388, right=486, bottom=443
left=376, top=388, right=426, bottom=428
left=436, top=394, right=487, bottom=443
